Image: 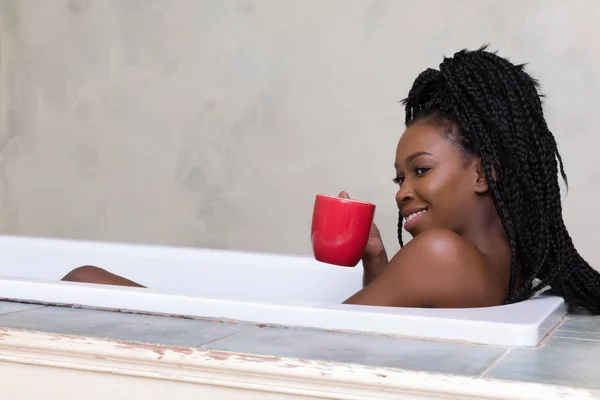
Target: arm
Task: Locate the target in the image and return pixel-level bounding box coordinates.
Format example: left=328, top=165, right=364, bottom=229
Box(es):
left=344, top=229, right=502, bottom=308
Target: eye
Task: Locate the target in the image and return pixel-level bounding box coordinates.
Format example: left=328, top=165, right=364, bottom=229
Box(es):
left=393, top=176, right=404, bottom=186
left=414, top=167, right=431, bottom=176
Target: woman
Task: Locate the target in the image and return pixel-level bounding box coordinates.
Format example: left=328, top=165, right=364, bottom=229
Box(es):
left=63, top=46, right=600, bottom=313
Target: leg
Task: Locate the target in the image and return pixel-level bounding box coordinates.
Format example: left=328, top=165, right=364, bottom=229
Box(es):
left=61, top=266, right=145, bottom=288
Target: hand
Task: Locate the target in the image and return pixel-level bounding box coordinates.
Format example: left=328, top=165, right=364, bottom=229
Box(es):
left=338, top=191, right=388, bottom=267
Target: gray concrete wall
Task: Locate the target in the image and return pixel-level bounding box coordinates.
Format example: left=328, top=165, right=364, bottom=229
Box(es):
left=1, top=0, right=599, bottom=267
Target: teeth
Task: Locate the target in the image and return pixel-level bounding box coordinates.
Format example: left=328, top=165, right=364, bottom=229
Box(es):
left=405, top=209, right=427, bottom=222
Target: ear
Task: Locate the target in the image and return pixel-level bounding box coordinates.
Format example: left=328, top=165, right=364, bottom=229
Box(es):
left=473, top=158, right=489, bottom=194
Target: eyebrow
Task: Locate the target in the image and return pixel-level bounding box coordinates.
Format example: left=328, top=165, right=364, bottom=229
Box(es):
left=394, top=151, right=434, bottom=168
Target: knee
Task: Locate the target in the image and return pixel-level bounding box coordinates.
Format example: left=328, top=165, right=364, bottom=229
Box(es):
left=62, top=265, right=108, bottom=283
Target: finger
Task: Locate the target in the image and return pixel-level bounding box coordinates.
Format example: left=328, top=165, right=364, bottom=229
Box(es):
left=338, top=191, right=350, bottom=199
left=370, top=222, right=382, bottom=237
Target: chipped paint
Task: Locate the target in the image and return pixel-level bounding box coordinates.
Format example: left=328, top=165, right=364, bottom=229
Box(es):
left=206, top=351, right=281, bottom=364
left=114, top=341, right=193, bottom=356
left=0, top=327, right=596, bottom=399
left=238, top=354, right=281, bottom=363
left=206, top=351, right=230, bottom=361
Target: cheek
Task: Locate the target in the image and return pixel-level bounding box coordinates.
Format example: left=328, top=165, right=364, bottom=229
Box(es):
left=419, top=171, right=455, bottom=198
left=419, top=170, right=471, bottom=210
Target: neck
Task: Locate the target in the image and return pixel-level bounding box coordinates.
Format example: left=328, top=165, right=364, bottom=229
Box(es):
left=461, top=198, right=511, bottom=260
left=461, top=197, right=521, bottom=292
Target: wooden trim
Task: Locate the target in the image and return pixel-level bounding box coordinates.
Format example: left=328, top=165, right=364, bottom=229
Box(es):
left=0, top=328, right=596, bottom=400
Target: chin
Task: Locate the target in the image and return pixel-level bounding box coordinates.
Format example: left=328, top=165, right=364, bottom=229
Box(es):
left=405, top=222, right=439, bottom=238
left=405, top=227, right=423, bottom=238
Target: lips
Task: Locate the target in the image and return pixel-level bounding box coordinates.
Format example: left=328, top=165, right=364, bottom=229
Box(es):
left=401, top=207, right=428, bottom=231
left=405, top=209, right=427, bottom=223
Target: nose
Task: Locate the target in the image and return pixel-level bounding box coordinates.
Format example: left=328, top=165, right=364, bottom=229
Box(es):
left=395, top=179, right=415, bottom=208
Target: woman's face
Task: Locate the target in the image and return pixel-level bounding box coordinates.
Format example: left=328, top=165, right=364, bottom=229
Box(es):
left=394, top=120, right=484, bottom=237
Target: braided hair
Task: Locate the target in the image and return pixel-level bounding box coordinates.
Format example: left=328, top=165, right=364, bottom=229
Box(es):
left=400, top=45, right=600, bottom=313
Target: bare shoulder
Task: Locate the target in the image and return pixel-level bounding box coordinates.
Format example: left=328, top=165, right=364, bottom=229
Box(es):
left=390, top=228, right=502, bottom=307
left=344, top=228, right=504, bottom=308
left=401, top=228, right=483, bottom=266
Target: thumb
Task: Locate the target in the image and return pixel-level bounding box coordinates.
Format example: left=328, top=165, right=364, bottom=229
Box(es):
left=338, top=191, right=350, bottom=199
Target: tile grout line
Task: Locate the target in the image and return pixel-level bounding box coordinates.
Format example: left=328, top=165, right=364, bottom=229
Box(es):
left=552, top=335, right=600, bottom=342
left=556, top=328, right=600, bottom=335
left=199, top=326, right=261, bottom=349
left=0, top=305, right=47, bottom=319
left=477, top=348, right=512, bottom=378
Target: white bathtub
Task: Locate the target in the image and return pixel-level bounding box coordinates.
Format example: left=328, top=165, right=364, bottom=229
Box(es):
left=0, top=235, right=565, bottom=347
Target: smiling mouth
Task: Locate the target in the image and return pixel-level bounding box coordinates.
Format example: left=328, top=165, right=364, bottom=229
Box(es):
left=405, top=209, right=428, bottom=222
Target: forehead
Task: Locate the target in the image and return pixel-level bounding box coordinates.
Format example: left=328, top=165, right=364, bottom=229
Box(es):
left=396, top=121, right=461, bottom=164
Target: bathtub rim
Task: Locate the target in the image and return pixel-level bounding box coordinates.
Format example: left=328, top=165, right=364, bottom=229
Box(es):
left=0, top=275, right=566, bottom=347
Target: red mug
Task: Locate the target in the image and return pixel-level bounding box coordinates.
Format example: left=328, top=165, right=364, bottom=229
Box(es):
left=311, top=194, right=376, bottom=267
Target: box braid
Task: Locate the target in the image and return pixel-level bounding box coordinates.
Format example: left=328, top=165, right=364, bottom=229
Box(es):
left=399, top=46, right=600, bottom=313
